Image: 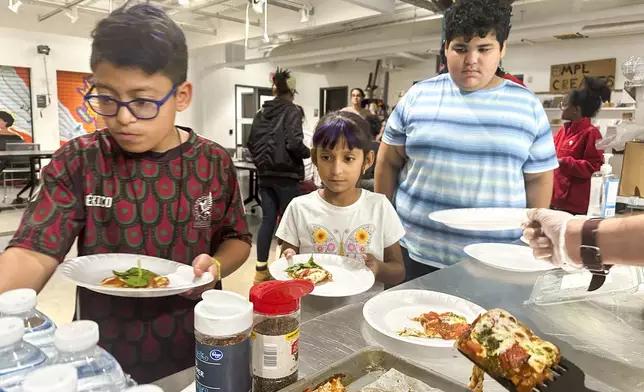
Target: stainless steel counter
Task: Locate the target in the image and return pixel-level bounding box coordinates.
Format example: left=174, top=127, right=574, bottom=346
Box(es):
left=168, top=259, right=644, bottom=392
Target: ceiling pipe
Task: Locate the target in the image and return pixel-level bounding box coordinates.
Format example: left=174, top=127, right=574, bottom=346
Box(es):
left=155, top=1, right=259, bottom=26
left=38, top=0, right=86, bottom=21
left=397, top=52, right=430, bottom=62
left=396, top=0, right=437, bottom=12
left=27, top=0, right=217, bottom=34
left=210, top=1, right=644, bottom=70
left=249, top=12, right=442, bottom=50
left=398, top=0, right=547, bottom=12
left=202, top=35, right=440, bottom=72
left=249, top=0, right=548, bottom=51
left=267, top=0, right=304, bottom=12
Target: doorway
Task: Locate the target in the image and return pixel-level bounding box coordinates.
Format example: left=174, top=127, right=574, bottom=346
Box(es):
left=319, top=86, right=348, bottom=115
left=234, top=85, right=273, bottom=148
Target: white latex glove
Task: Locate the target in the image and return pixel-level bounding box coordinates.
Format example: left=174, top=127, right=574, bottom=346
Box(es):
left=523, top=209, right=581, bottom=267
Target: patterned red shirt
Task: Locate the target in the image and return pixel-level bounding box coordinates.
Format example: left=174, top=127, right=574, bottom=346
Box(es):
left=9, top=128, right=252, bottom=383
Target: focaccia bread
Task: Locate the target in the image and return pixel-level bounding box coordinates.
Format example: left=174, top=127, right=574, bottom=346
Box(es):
left=456, top=309, right=561, bottom=392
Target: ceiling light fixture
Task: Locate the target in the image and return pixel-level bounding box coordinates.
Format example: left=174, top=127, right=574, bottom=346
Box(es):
left=8, top=0, right=21, bottom=13
left=64, top=6, right=78, bottom=23
left=178, top=0, right=189, bottom=5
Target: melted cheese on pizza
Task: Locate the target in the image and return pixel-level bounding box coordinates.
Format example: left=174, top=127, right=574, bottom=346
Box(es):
left=403, top=312, right=470, bottom=340
left=471, top=309, right=559, bottom=374
left=289, top=267, right=332, bottom=285
left=100, top=275, right=169, bottom=288
left=306, top=376, right=345, bottom=392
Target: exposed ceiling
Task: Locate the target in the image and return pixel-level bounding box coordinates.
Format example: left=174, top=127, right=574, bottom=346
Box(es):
left=3, top=0, right=644, bottom=54
left=202, top=0, right=644, bottom=70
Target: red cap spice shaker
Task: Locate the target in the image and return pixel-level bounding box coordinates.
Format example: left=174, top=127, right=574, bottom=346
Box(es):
left=249, top=280, right=314, bottom=392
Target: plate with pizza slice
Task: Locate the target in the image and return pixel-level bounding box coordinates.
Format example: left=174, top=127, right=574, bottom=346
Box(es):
left=59, top=253, right=214, bottom=298
left=363, top=289, right=486, bottom=347
left=269, top=253, right=375, bottom=297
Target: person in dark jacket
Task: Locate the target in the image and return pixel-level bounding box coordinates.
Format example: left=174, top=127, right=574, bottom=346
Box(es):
left=247, top=67, right=310, bottom=283
left=551, top=76, right=609, bottom=215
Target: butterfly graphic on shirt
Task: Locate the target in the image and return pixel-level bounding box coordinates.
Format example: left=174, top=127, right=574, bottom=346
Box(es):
left=309, top=223, right=376, bottom=258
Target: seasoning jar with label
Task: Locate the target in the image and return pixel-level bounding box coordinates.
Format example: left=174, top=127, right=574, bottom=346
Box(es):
left=249, top=280, right=314, bottom=392
left=195, top=290, right=254, bottom=392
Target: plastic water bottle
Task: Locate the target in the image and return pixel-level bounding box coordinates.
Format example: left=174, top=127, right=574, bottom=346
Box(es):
left=22, top=364, right=78, bottom=392
left=0, top=289, right=57, bottom=359
left=0, top=317, right=48, bottom=392
left=53, top=320, right=127, bottom=392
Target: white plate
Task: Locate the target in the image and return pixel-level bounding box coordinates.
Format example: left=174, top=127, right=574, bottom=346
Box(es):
left=428, top=208, right=528, bottom=231
left=269, top=254, right=375, bottom=297
left=59, top=254, right=214, bottom=298
left=464, top=243, right=556, bottom=272
left=363, top=290, right=486, bottom=347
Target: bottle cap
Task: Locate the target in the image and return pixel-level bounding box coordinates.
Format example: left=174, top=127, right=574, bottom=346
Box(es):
left=249, top=280, right=314, bottom=316
left=22, top=364, right=78, bottom=392
left=194, top=291, right=253, bottom=337
left=0, top=288, right=37, bottom=314
left=55, top=320, right=99, bottom=352
left=0, top=317, right=25, bottom=347
left=124, top=386, right=164, bottom=392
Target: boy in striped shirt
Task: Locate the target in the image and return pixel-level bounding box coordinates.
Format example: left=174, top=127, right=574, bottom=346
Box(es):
left=376, top=0, right=558, bottom=280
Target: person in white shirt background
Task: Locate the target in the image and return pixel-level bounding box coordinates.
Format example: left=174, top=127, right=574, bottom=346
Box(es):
left=298, top=105, right=321, bottom=190
left=276, top=110, right=405, bottom=285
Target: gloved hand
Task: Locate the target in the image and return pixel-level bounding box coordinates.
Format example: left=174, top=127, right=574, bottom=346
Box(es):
left=523, top=209, right=582, bottom=267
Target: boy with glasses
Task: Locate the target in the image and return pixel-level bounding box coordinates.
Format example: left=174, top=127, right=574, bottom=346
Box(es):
left=0, top=3, right=251, bottom=383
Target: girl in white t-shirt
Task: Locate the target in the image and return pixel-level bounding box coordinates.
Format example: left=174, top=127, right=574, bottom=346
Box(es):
left=275, top=110, right=406, bottom=285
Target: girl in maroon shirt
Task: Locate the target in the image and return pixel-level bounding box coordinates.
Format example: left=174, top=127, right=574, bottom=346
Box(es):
left=552, top=77, right=610, bottom=215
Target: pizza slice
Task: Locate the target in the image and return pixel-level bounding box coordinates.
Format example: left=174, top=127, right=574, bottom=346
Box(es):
left=456, top=309, right=561, bottom=392
left=285, top=256, right=332, bottom=285
left=399, top=311, right=470, bottom=340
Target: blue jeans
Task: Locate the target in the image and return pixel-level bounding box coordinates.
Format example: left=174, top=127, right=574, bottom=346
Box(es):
left=385, top=246, right=439, bottom=289
left=256, top=183, right=301, bottom=264
left=402, top=246, right=439, bottom=282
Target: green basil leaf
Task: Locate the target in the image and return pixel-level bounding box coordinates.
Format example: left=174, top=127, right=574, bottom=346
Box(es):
left=125, top=275, right=149, bottom=288
left=285, top=264, right=305, bottom=273
left=112, top=270, right=130, bottom=278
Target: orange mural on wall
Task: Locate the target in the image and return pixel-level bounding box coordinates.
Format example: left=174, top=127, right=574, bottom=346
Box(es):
left=57, top=71, right=105, bottom=145
left=0, top=65, right=33, bottom=142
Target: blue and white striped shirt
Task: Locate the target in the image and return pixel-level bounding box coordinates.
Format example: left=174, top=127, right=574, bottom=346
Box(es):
left=383, top=73, right=558, bottom=268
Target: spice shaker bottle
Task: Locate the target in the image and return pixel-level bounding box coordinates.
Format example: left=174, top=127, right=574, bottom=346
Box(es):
left=249, top=280, right=314, bottom=392
left=195, top=290, right=253, bottom=392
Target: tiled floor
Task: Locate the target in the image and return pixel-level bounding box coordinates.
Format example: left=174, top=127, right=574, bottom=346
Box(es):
left=0, top=192, right=275, bottom=327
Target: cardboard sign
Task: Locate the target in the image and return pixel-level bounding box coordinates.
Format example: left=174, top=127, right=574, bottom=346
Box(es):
left=549, top=58, right=616, bottom=94
left=619, top=142, right=644, bottom=197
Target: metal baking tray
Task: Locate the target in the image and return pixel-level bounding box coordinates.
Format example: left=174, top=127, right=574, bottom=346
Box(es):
left=280, top=347, right=469, bottom=392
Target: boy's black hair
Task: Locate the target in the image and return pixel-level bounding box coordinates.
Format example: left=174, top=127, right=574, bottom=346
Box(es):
left=444, top=0, right=513, bottom=48
left=351, top=88, right=366, bottom=98
left=312, top=111, right=373, bottom=156
left=569, top=76, right=611, bottom=118
left=0, top=111, right=14, bottom=127
left=90, top=3, right=188, bottom=86
left=273, top=67, right=293, bottom=97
